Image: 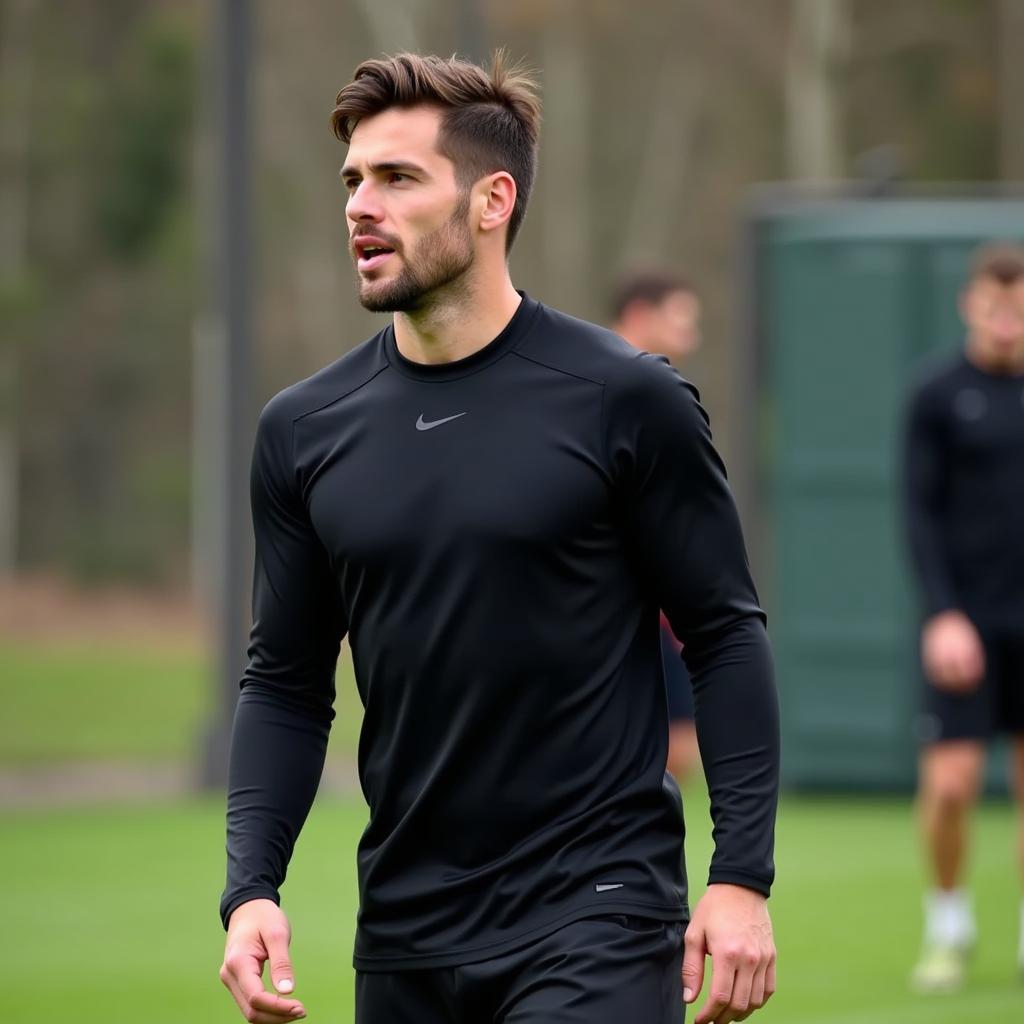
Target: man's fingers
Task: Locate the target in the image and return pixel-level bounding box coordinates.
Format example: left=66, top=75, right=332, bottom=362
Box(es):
left=249, top=988, right=307, bottom=1021
left=219, top=967, right=249, bottom=1019
left=222, top=951, right=305, bottom=1022
left=263, top=926, right=296, bottom=995
left=764, top=954, right=777, bottom=1000
left=693, top=959, right=735, bottom=1024
left=726, top=960, right=768, bottom=1022
left=747, top=960, right=768, bottom=1010
left=240, top=970, right=305, bottom=1020
left=681, top=923, right=707, bottom=1003
left=699, top=942, right=773, bottom=1024
left=726, top=951, right=755, bottom=1017
left=221, top=968, right=303, bottom=1024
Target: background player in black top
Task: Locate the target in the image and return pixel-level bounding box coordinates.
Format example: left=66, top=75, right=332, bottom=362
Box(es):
left=903, top=243, right=1024, bottom=993
left=219, top=52, right=779, bottom=1024
left=611, top=270, right=704, bottom=783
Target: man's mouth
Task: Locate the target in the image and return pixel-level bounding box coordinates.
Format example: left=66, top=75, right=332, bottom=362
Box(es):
left=353, top=237, right=397, bottom=273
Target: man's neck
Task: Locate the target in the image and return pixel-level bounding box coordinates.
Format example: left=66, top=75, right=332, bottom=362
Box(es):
left=965, top=337, right=1024, bottom=376
left=393, top=274, right=523, bottom=366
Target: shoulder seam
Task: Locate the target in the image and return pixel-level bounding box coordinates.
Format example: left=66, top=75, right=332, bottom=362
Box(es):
left=509, top=348, right=606, bottom=387
left=508, top=347, right=613, bottom=477
left=291, top=362, right=391, bottom=424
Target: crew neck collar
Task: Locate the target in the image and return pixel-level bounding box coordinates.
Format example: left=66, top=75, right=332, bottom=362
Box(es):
left=384, top=291, right=540, bottom=382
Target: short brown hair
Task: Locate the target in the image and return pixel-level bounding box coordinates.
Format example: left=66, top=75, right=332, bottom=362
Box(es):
left=610, top=270, right=694, bottom=322
left=331, top=52, right=541, bottom=252
left=969, top=242, right=1024, bottom=286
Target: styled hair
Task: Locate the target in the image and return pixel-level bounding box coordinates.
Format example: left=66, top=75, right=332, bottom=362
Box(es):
left=610, top=269, right=694, bottom=322
left=331, top=51, right=540, bottom=251
left=969, top=242, right=1024, bottom=286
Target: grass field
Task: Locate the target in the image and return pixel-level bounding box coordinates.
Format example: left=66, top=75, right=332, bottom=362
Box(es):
left=4, top=635, right=1023, bottom=1021
left=4, top=790, right=1021, bottom=1023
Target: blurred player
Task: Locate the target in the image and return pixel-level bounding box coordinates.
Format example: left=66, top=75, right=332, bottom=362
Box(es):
left=219, top=52, right=779, bottom=1024
left=611, top=271, right=703, bottom=782
left=903, top=242, right=1024, bottom=993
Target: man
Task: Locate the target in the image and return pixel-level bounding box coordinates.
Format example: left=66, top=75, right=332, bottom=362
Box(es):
left=219, top=52, right=779, bottom=1024
left=611, top=271, right=704, bottom=783
left=904, top=243, right=1024, bottom=993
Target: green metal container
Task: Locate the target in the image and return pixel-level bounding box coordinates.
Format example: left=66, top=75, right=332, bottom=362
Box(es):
left=746, top=190, right=1024, bottom=791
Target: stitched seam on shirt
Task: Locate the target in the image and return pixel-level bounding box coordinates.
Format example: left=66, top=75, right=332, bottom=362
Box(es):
left=292, top=361, right=390, bottom=423
left=509, top=348, right=605, bottom=387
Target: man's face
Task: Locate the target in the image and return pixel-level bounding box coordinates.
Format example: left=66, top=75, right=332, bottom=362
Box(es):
left=646, top=290, right=702, bottom=360
left=962, top=276, right=1024, bottom=369
left=342, top=106, right=475, bottom=312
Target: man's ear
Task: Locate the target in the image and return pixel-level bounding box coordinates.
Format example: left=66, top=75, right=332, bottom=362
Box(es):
left=477, top=171, right=517, bottom=238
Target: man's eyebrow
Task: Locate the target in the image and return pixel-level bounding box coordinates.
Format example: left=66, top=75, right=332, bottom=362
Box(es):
left=339, top=160, right=430, bottom=180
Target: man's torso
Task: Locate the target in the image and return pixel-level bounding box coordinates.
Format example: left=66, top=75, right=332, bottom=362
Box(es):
left=279, top=296, right=688, bottom=968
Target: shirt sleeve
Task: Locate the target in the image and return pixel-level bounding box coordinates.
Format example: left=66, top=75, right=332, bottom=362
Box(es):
left=606, top=353, right=779, bottom=896
left=902, top=381, right=957, bottom=618
left=219, top=395, right=347, bottom=929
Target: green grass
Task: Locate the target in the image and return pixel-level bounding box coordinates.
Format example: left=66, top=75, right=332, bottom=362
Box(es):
left=0, top=640, right=363, bottom=764
left=3, top=790, right=1020, bottom=1023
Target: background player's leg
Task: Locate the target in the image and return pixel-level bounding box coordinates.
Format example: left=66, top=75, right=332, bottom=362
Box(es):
left=912, top=739, right=984, bottom=992
left=1011, top=736, right=1024, bottom=973
left=920, top=740, right=985, bottom=891
left=998, top=628, right=1024, bottom=975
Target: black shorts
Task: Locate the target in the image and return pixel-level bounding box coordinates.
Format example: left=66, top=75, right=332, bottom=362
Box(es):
left=661, top=624, right=695, bottom=723
left=355, top=914, right=686, bottom=1024
left=917, top=625, right=1024, bottom=744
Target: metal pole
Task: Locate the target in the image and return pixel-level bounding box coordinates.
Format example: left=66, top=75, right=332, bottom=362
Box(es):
left=200, top=0, right=253, bottom=789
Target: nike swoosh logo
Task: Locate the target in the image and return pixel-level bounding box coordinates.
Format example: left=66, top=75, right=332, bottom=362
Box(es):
left=595, top=883, right=624, bottom=892
left=416, top=412, right=467, bottom=431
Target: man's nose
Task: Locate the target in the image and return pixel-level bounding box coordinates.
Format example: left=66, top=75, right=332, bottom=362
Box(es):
left=346, top=181, right=383, bottom=225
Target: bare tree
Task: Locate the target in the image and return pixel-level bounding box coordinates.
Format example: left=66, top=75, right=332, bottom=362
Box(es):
left=785, top=0, right=849, bottom=179
left=622, top=51, right=706, bottom=266
left=540, top=0, right=591, bottom=314
left=0, top=0, right=36, bottom=577
left=998, top=0, right=1024, bottom=180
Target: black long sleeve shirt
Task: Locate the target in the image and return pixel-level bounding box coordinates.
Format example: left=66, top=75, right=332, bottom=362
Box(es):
left=903, top=352, right=1024, bottom=627
left=220, top=293, right=779, bottom=971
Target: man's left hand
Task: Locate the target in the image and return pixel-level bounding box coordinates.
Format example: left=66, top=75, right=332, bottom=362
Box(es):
left=682, top=883, right=776, bottom=1024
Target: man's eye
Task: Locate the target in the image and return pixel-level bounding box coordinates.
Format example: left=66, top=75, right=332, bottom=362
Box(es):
left=388, top=172, right=408, bottom=184
left=344, top=179, right=360, bottom=192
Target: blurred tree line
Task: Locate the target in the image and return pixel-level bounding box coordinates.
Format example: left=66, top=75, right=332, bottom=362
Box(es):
left=2, top=0, right=196, bottom=583
left=0, top=0, right=1018, bottom=587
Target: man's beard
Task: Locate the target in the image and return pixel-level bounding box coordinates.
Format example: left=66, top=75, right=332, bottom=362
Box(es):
left=357, top=194, right=474, bottom=313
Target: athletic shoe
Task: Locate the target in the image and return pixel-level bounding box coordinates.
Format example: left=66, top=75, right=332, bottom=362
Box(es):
left=910, top=943, right=967, bottom=994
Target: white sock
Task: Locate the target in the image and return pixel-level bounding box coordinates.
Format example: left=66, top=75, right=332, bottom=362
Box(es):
left=925, top=888, right=975, bottom=948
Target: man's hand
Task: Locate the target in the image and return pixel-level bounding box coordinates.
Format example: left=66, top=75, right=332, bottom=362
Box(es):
left=682, top=883, right=776, bottom=1024
left=922, top=610, right=985, bottom=692
left=220, top=899, right=306, bottom=1023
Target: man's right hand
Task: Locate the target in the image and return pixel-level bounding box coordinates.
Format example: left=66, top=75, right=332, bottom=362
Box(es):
left=220, top=899, right=306, bottom=1022
left=922, top=610, right=985, bottom=692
